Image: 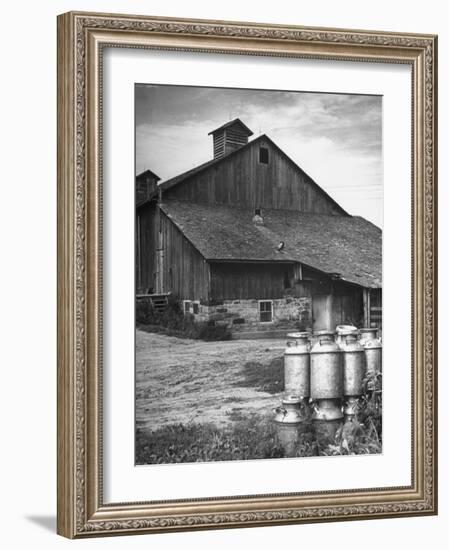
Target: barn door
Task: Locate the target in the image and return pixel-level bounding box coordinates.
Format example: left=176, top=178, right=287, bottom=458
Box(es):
left=331, top=295, right=354, bottom=328
left=312, top=295, right=332, bottom=331
left=313, top=294, right=360, bottom=331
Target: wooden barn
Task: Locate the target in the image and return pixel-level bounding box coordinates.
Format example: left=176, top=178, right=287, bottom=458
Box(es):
left=136, top=118, right=382, bottom=338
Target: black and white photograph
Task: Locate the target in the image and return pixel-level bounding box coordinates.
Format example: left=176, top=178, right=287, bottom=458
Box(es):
left=134, top=84, right=383, bottom=465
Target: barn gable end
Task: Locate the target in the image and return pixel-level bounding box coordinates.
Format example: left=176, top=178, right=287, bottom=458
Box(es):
left=162, top=135, right=346, bottom=215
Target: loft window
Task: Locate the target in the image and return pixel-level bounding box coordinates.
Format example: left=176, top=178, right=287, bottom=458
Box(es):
left=259, top=147, right=269, bottom=164
left=259, top=300, right=273, bottom=323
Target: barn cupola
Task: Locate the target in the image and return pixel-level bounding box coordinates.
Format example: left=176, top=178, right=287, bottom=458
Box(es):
left=136, top=169, right=161, bottom=205
left=208, top=118, right=254, bottom=160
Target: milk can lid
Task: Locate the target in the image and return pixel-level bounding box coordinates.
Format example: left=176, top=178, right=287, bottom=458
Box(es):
left=282, top=395, right=302, bottom=405
left=287, top=331, right=310, bottom=338
left=336, top=324, right=357, bottom=335
left=313, top=330, right=335, bottom=337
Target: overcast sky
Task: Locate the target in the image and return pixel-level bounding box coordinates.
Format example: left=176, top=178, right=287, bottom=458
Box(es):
left=135, top=84, right=383, bottom=227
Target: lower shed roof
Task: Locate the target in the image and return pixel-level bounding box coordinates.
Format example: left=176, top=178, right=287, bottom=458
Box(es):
left=159, top=200, right=382, bottom=289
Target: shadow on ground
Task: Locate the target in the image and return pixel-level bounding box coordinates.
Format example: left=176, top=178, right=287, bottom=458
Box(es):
left=25, top=515, right=56, bottom=533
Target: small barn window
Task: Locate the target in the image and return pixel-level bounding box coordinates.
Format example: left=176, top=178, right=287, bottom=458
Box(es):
left=192, top=302, right=199, bottom=314
left=259, top=300, right=273, bottom=323
left=183, top=300, right=192, bottom=314
left=259, top=147, right=269, bottom=164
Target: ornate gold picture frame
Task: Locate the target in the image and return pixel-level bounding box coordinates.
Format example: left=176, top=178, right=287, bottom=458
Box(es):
left=57, top=11, right=437, bottom=538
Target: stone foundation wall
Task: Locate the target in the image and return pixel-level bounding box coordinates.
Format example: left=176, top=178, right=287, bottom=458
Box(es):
left=185, top=296, right=312, bottom=332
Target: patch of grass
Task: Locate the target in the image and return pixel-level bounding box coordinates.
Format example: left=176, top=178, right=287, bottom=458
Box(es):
left=136, top=399, right=382, bottom=464
left=136, top=295, right=231, bottom=341
left=323, top=371, right=382, bottom=456
left=234, top=357, right=284, bottom=394
left=225, top=408, right=246, bottom=422
left=321, top=417, right=381, bottom=456
left=136, top=416, right=284, bottom=464
left=137, top=323, right=190, bottom=339
left=137, top=320, right=231, bottom=341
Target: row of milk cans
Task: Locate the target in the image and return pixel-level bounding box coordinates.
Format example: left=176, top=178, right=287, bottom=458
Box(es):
left=274, top=326, right=382, bottom=426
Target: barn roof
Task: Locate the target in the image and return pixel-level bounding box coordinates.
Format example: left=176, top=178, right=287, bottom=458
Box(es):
left=159, top=200, right=382, bottom=288
left=158, top=134, right=347, bottom=215
left=157, top=158, right=217, bottom=194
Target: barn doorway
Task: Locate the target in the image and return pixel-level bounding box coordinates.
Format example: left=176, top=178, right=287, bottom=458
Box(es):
left=312, top=291, right=363, bottom=332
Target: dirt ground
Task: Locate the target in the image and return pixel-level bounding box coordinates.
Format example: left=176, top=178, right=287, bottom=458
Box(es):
left=136, top=330, right=286, bottom=432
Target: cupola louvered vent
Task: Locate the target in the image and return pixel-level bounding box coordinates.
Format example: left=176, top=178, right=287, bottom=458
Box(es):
left=208, top=118, right=253, bottom=159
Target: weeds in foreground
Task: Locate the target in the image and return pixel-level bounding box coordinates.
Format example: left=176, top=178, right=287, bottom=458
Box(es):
left=136, top=416, right=284, bottom=464
left=136, top=382, right=382, bottom=464
left=323, top=368, right=383, bottom=457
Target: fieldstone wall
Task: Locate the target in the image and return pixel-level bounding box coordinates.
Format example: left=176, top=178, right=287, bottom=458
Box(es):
left=190, top=296, right=312, bottom=332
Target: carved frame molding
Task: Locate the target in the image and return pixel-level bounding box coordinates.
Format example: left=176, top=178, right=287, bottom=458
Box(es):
left=57, top=12, right=437, bottom=538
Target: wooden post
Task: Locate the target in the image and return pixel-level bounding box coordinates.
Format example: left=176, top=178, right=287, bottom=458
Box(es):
left=155, top=211, right=164, bottom=294
left=363, top=288, right=371, bottom=327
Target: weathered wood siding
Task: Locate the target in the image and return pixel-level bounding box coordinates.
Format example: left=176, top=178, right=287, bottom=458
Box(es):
left=209, top=262, right=360, bottom=303
left=159, top=210, right=210, bottom=301
left=164, top=137, right=344, bottom=215
left=312, top=279, right=363, bottom=331
left=210, top=262, right=297, bottom=301
left=330, top=288, right=363, bottom=328
left=136, top=203, right=158, bottom=293
left=137, top=206, right=210, bottom=301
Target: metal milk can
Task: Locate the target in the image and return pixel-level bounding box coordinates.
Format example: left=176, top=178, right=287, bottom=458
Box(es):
left=284, top=332, right=311, bottom=398
left=313, top=416, right=342, bottom=441
left=273, top=396, right=306, bottom=424
left=273, top=396, right=308, bottom=457
left=339, top=331, right=366, bottom=417
left=311, top=399, right=344, bottom=421
left=310, top=331, right=343, bottom=421
left=359, top=327, right=381, bottom=346
left=335, top=325, right=357, bottom=346
left=359, top=328, right=382, bottom=390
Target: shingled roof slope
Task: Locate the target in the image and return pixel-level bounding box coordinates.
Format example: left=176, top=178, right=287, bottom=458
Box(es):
left=157, top=158, right=217, bottom=194
left=159, top=200, right=382, bottom=288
